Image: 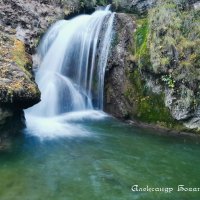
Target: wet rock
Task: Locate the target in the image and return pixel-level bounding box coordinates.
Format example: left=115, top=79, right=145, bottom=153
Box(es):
left=104, top=13, right=136, bottom=118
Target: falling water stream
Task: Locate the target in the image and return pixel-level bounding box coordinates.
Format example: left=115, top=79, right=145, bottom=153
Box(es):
left=25, top=7, right=114, bottom=139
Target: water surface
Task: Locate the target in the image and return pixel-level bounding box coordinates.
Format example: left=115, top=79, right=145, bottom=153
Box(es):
left=0, top=117, right=200, bottom=200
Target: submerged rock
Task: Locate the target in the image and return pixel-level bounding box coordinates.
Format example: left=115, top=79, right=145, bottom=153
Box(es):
left=0, top=107, right=24, bottom=151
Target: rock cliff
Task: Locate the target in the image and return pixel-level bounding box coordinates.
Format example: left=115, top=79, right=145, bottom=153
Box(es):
left=105, top=0, right=200, bottom=133
left=0, top=0, right=66, bottom=132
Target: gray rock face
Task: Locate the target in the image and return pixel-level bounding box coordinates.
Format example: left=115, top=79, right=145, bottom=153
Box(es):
left=193, top=1, right=200, bottom=9
left=165, top=86, right=194, bottom=121
left=105, top=9, right=200, bottom=133
left=104, top=13, right=136, bottom=118
left=130, top=0, right=155, bottom=13
left=0, top=0, right=65, bottom=128
left=0, top=0, right=65, bottom=53
left=112, top=0, right=155, bottom=14
left=165, top=85, right=200, bottom=131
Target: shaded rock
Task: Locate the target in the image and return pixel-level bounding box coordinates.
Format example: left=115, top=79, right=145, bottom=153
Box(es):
left=0, top=107, right=24, bottom=151
left=104, top=13, right=136, bottom=118
left=111, top=0, right=155, bottom=14
left=130, top=0, right=155, bottom=13
left=0, top=108, right=13, bottom=126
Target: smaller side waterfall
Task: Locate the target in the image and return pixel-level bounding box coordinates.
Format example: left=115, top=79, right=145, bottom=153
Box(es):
left=25, top=7, right=115, bottom=139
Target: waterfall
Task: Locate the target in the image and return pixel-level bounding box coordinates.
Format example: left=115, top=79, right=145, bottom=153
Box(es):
left=24, top=7, right=115, bottom=139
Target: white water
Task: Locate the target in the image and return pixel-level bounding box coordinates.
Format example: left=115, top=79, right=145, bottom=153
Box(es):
left=25, top=7, right=115, bottom=139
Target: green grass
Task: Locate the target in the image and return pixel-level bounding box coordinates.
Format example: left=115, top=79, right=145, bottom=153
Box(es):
left=127, top=69, right=176, bottom=126
left=134, top=18, right=151, bottom=69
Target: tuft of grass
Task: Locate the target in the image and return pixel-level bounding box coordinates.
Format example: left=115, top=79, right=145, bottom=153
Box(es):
left=134, top=18, right=151, bottom=69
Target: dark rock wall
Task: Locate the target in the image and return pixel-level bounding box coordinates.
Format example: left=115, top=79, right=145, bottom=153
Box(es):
left=105, top=0, right=200, bottom=133
left=104, top=13, right=136, bottom=118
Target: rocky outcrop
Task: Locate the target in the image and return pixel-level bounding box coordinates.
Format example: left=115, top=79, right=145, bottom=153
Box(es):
left=0, top=0, right=66, bottom=53
left=105, top=0, right=200, bottom=133
left=105, top=13, right=174, bottom=126
left=104, top=13, right=136, bottom=118
left=0, top=0, right=67, bottom=130
left=0, top=32, right=40, bottom=108
left=112, top=0, right=155, bottom=14
left=147, top=0, right=200, bottom=131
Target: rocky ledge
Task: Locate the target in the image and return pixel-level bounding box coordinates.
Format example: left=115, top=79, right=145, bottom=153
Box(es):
left=0, top=0, right=67, bottom=132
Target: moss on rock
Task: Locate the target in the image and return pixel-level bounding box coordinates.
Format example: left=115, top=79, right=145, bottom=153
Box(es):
left=134, top=18, right=151, bottom=69
left=12, top=39, right=32, bottom=77
left=0, top=31, right=40, bottom=108
left=126, top=68, right=177, bottom=127
left=123, top=13, right=188, bottom=131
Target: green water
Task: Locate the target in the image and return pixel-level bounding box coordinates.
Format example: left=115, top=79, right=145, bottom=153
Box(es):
left=0, top=118, right=200, bottom=200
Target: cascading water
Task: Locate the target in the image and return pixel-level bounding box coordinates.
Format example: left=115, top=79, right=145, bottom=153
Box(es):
left=25, top=7, right=115, bottom=139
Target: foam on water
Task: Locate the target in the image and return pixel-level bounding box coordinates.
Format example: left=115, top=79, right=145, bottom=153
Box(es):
left=25, top=110, right=108, bottom=140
